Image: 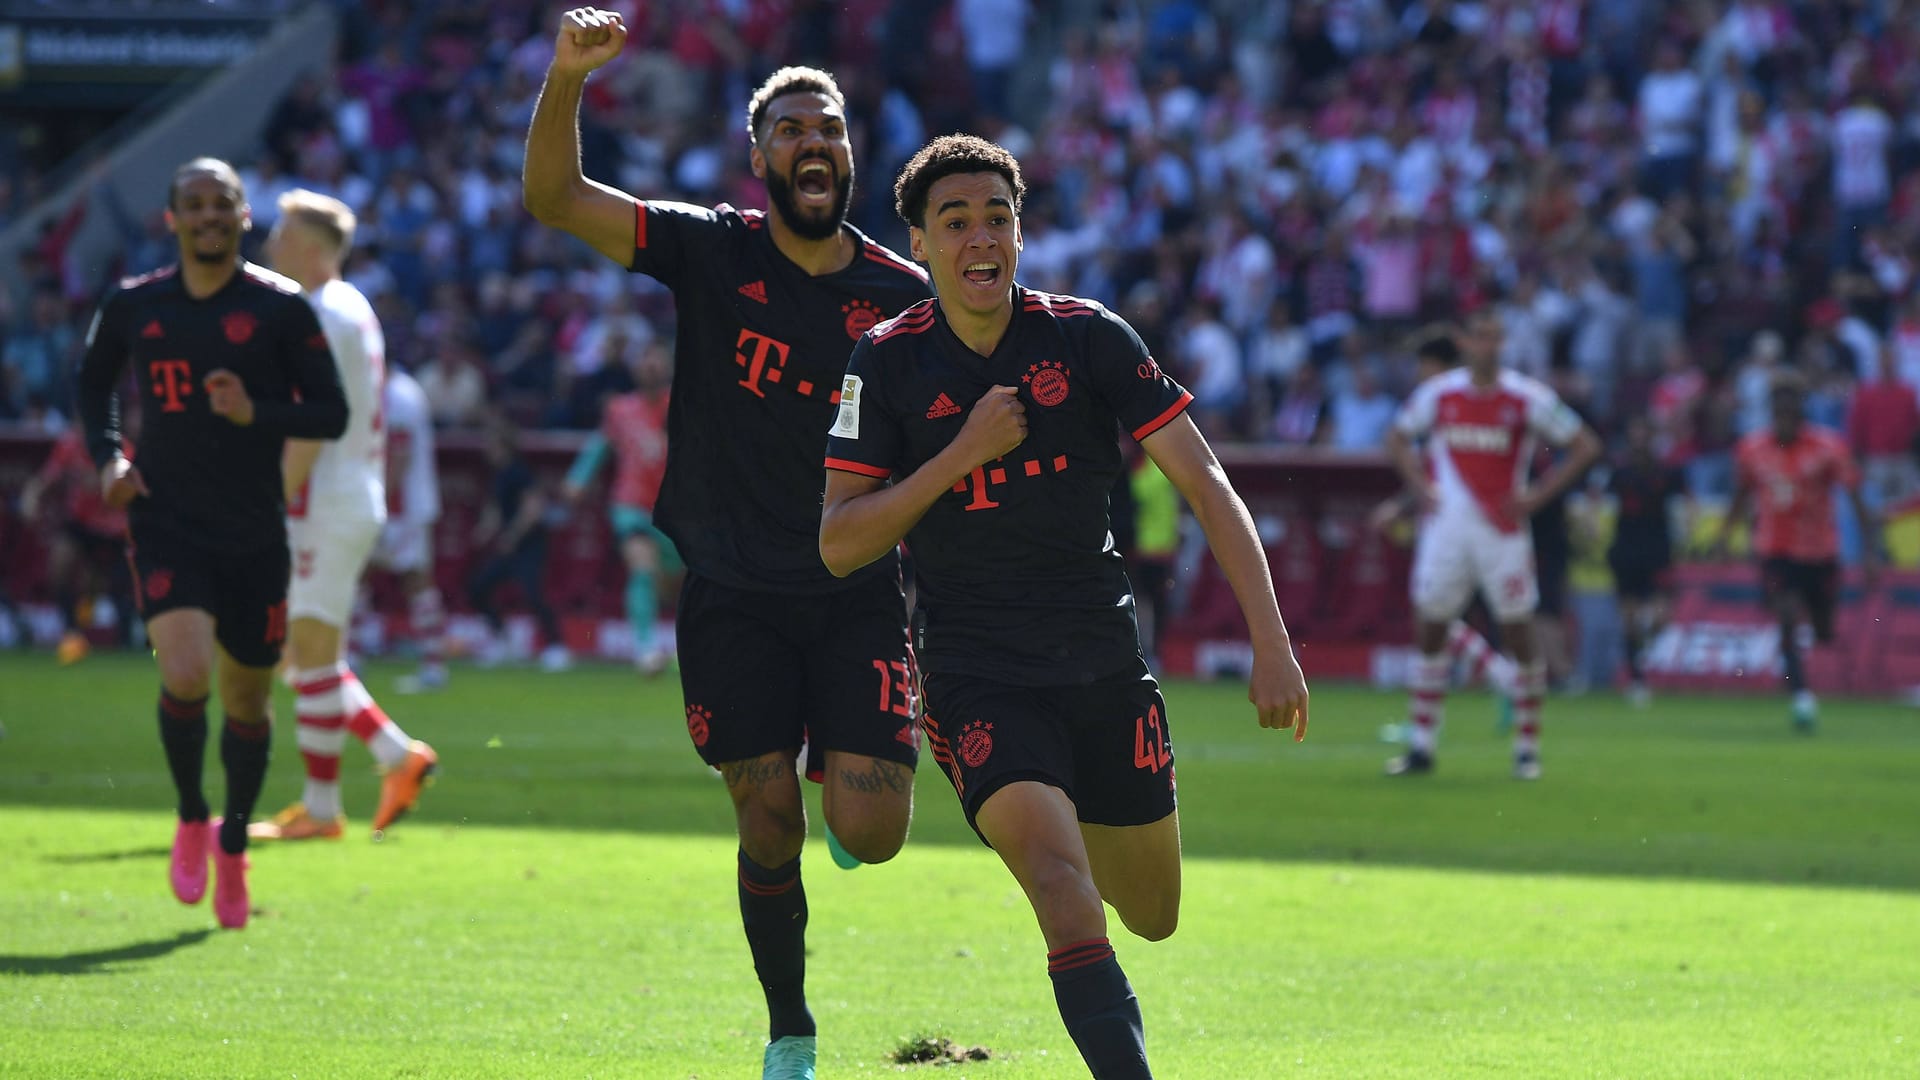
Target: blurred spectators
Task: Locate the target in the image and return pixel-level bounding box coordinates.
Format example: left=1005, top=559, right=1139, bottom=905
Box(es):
left=0, top=0, right=1915, bottom=507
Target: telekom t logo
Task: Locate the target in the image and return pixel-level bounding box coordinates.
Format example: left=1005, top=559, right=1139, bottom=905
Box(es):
left=149, top=359, right=193, bottom=412
left=951, top=454, right=1072, bottom=511
left=734, top=328, right=792, bottom=398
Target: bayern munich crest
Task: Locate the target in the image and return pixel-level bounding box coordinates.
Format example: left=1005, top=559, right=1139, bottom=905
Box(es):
left=1023, top=360, right=1069, bottom=407
left=685, top=704, right=712, bottom=748
left=959, top=719, right=994, bottom=768
left=842, top=299, right=882, bottom=340
left=222, top=311, right=257, bottom=345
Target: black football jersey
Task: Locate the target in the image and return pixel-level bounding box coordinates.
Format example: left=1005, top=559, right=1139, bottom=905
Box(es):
left=826, top=286, right=1193, bottom=686
left=1608, top=460, right=1685, bottom=551
left=627, top=201, right=930, bottom=593
left=75, top=262, right=347, bottom=552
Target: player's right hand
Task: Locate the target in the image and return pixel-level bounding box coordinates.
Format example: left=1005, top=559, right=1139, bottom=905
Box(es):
left=954, top=385, right=1027, bottom=467
left=552, top=7, right=628, bottom=77
left=99, top=456, right=149, bottom=510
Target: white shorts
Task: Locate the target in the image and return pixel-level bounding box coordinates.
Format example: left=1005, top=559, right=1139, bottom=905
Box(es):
left=1411, top=513, right=1538, bottom=623
left=288, top=515, right=383, bottom=626
left=370, top=519, right=434, bottom=574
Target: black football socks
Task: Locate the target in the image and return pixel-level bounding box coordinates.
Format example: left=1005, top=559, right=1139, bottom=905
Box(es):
left=157, top=691, right=211, bottom=822
left=1049, top=938, right=1151, bottom=1078
left=217, top=718, right=271, bottom=855
left=738, top=849, right=815, bottom=1040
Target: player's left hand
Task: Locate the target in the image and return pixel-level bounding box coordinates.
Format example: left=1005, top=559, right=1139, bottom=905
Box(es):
left=204, top=370, right=255, bottom=426
left=1250, top=643, right=1310, bottom=741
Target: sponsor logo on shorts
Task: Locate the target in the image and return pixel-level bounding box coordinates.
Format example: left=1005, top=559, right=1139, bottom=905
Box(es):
left=894, top=723, right=918, bottom=749
left=959, top=719, right=994, bottom=768
left=146, top=568, right=173, bottom=601
left=686, top=704, right=712, bottom=748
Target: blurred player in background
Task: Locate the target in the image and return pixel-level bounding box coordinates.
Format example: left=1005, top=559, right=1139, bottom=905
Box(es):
left=1384, top=309, right=1601, bottom=780
left=562, top=344, right=680, bottom=675
left=821, top=135, right=1310, bottom=1080
left=523, top=10, right=933, bottom=1075
left=75, top=157, right=348, bottom=928
left=249, top=188, right=438, bottom=843
left=466, top=415, right=569, bottom=670
left=1369, top=330, right=1518, bottom=706
left=1713, top=372, right=1879, bottom=730
left=1606, top=415, right=1689, bottom=705
left=19, top=420, right=134, bottom=663
left=371, top=359, right=449, bottom=694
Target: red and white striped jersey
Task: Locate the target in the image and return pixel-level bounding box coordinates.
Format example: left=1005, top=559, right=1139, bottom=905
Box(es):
left=1394, top=368, right=1584, bottom=532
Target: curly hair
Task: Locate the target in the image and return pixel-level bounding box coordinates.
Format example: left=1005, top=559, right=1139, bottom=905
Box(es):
left=744, top=66, right=846, bottom=144
left=892, top=134, right=1026, bottom=228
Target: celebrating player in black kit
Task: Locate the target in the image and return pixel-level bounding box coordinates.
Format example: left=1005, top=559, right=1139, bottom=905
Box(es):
left=75, top=157, right=348, bottom=930
left=522, top=9, right=930, bottom=1077
left=820, top=135, right=1310, bottom=1080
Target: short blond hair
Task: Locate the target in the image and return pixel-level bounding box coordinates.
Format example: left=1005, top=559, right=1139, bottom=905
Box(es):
left=277, top=188, right=356, bottom=257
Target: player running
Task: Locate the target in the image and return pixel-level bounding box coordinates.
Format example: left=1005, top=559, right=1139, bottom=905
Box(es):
left=1606, top=415, right=1690, bottom=706
left=1383, top=309, right=1601, bottom=779
left=523, top=9, right=932, bottom=1076
left=821, top=134, right=1309, bottom=1080
left=75, top=158, right=348, bottom=928
left=248, top=188, right=438, bottom=843
left=1711, top=372, right=1880, bottom=730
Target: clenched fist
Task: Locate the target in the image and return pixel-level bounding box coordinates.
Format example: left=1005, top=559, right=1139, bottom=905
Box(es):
left=951, top=385, right=1028, bottom=470
left=551, top=7, right=628, bottom=77
left=204, top=369, right=254, bottom=426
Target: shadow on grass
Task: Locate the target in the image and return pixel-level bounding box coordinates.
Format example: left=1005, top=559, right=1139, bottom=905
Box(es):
left=0, top=929, right=215, bottom=976
left=40, top=846, right=172, bottom=865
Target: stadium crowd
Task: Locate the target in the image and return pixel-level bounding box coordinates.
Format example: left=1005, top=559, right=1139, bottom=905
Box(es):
left=6, top=0, right=1920, bottom=502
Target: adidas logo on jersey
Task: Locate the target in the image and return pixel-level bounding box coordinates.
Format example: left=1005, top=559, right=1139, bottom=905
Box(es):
left=141, top=320, right=165, bottom=339
left=737, top=280, right=768, bottom=304
left=926, top=392, right=962, bottom=419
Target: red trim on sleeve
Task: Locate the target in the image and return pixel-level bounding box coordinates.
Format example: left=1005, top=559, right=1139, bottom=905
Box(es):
left=825, top=457, right=891, bottom=479
left=1131, top=391, right=1193, bottom=441
left=633, top=200, right=647, bottom=250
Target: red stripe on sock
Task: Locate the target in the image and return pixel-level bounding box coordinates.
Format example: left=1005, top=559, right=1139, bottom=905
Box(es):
left=159, top=692, right=207, bottom=721
left=301, top=750, right=342, bottom=782
left=295, top=674, right=345, bottom=695
left=226, top=718, right=269, bottom=740
left=347, top=705, right=389, bottom=742
left=1047, top=937, right=1114, bottom=973
left=298, top=714, right=347, bottom=731
left=739, top=871, right=797, bottom=896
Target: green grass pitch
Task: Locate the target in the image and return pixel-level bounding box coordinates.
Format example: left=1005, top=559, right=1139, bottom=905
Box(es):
left=2, top=652, right=1917, bottom=1078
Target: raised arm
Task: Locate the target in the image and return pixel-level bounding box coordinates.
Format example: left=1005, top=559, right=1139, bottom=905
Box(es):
left=522, top=7, right=643, bottom=267
left=1140, top=413, right=1308, bottom=737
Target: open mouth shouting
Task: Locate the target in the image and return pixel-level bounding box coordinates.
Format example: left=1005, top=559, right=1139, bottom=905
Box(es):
left=793, top=158, right=835, bottom=208
left=962, top=260, right=1001, bottom=291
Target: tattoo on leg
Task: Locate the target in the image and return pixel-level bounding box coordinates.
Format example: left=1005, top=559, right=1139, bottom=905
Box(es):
left=720, top=756, right=794, bottom=791
left=837, top=758, right=913, bottom=795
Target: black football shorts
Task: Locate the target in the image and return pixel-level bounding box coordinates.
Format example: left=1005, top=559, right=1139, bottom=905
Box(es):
left=920, top=669, right=1176, bottom=845
left=675, top=570, right=919, bottom=777
left=126, top=523, right=289, bottom=668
